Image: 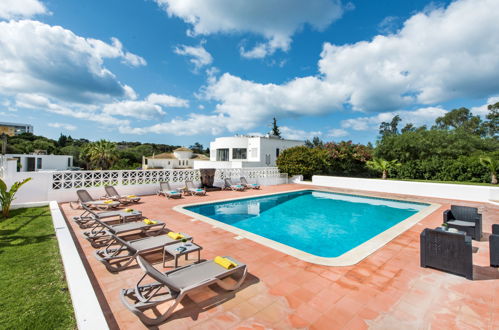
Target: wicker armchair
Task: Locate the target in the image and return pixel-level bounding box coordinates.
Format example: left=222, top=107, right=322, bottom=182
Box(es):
left=420, top=228, right=473, bottom=280
left=490, top=224, right=499, bottom=267
left=443, top=205, right=482, bottom=240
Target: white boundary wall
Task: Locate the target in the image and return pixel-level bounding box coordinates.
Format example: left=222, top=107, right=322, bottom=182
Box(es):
left=49, top=201, right=109, bottom=329
left=4, top=167, right=287, bottom=205
left=309, top=175, right=499, bottom=203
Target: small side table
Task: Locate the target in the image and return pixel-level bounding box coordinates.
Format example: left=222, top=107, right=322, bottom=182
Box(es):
left=163, top=242, right=202, bottom=268
left=121, top=210, right=142, bottom=222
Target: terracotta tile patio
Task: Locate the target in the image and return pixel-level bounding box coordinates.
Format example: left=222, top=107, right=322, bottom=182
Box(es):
left=59, top=184, right=499, bottom=329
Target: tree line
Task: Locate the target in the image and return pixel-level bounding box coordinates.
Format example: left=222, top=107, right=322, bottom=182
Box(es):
left=277, top=103, right=499, bottom=184
left=3, top=133, right=208, bottom=170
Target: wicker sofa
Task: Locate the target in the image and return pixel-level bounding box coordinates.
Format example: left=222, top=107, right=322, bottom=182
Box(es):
left=420, top=228, right=473, bottom=280
left=443, top=205, right=482, bottom=240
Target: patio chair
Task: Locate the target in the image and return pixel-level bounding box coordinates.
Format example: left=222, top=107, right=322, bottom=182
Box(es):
left=74, top=189, right=120, bottom=210
left=157, top=182, right=182, bottom=199
left=73, top=204, right=142, bottom=229
left=490, top=224, right=499, bottom=267
left=185, top=180, right=206, bottom=196
left=224, top=178, right=245, bottom=191
left=443, top=205, right=482, bottom=240
left=104, top=186, right=141, bottom=204
left=95, top=232, right=192, bottom=272
left=420, top=228, right=473, bottom=280
left=83, top=217, right=166, bottom=248
left=240, top=177, right=260, bottom=189
left=120, top=255, right=247, bottom=325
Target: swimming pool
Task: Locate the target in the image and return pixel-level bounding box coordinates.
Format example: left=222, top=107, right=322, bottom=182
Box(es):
left=178, top=190, right=437, bottom=265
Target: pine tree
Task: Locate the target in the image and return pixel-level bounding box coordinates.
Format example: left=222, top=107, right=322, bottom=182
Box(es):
left=271, top=117, right=281, bottom=137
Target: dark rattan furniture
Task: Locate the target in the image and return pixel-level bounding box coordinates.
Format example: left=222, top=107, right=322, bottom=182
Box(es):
left=490, top=224, right=499, bottom=267
left=420, top=228, right=473, bottom=280
left=443, top=205, right=482, bottom=240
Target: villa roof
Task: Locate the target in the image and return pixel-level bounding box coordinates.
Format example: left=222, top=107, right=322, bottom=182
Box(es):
left=174, top=147, right=192, bottom=152
left=145, top=152, right=208, bottom=160
left=147, top=152, right=175, bottom=159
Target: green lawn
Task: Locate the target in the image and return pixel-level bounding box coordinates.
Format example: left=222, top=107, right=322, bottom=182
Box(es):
left=0, top=207, right=75, bottom=329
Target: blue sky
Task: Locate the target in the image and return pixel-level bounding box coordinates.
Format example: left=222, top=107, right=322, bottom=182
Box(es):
left=0, top=0, right=498, bottom=147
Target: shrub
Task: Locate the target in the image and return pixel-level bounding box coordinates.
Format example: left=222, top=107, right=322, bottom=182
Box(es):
left=276, top=146, right=328, bottom=180
left=323, top=141, right=373, bottom=177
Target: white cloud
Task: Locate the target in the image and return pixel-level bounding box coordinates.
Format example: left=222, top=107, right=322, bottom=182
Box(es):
left=377, top=16, right=400, bottom=34
left=156, top=0, right=345, bottom=58
left=319, top=0, right=499, bottom=111
left=327, top=128, right=348, bottom=138
left=15, top=93, right=131, bottom=127
left=280, top=126, right=322, bottom=140
left=199, top=0, right=499, bottom=132
left=470, top=95, right=499, bottom=117
left=48, top=122, right=77, bottom=131
left=103, top=101, right=165, bottom=120
left=0, top=0, right=47, bottom=20
left=341, top=107, right=448, bottom=131
left=204, top=73, right=344, bottom=131
left=174, top=44, right=213, bottom=70
left=146, top=93, right=189, bottom=107
left=0, top=20, right=145, bottom=104
left=122, top=113, right=228, bottom=136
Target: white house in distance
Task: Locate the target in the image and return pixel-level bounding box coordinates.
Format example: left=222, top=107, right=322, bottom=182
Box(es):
left=193, top=135, right=304, bottom=169
left=5, top=154, right=73, bottom=172
left=142, top=147, right=209, bottom=169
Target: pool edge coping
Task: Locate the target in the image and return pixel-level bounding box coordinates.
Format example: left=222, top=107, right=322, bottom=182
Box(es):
left=173, top=188, right=441, bottom=266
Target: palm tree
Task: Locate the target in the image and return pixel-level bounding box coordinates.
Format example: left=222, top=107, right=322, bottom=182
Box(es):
left=366, top=158, right=401, bottom=179
left=84, top=140, right=118, bottom=170
left=479, top=156, right=498, bottom=184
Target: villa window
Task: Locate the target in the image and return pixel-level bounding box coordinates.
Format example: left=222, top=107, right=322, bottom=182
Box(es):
left=232, top=148, right=247, bottom=160
left=216, top=149, right=229, bottom=161
left=36, top=158, right=42, bottom=169
left=276, top=148, right=280, bottom=158
left=67, top=157, right=71, bottom=167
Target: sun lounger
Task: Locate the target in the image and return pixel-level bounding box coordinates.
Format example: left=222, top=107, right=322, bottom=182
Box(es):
left=240, top=177, right=260, bottom=189
left=224, top=178, right=245, bottom=191
left=104, top=186, right=141, bottom=204
left=75, top=189, right=120, bottom=210
left=83, top=217, right=166, bottom=248
left=157, top=182, right=182, bottom=199
left=185, top=180, right=206, bottom=196
left=120, top=255, right=247, bottom=325
left=95, top=232, right=192, bottom=272
left=73, top=204, right=142, bottom=229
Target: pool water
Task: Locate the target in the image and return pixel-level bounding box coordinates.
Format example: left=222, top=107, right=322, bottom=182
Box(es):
left=186, top=190, right=428, bottom=258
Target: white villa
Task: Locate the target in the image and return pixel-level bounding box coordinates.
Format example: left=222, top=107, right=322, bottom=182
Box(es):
left=5, top=153, right=73, bottom=172
left=193, top=135, right=304, bottom=169
left=142, top=147, right=209, bottom=169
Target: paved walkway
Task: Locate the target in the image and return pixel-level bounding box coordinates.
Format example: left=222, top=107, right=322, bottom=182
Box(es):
left=60, top=184, right=499, bottom=329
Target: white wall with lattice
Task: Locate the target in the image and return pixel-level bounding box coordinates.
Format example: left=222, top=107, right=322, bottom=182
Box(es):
left=4, top=167, right=288, bottom=205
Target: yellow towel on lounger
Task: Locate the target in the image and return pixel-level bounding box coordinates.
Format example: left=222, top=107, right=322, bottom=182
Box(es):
left=214, top=256, right=237, bottom=269
left=143, top=218, right=157, bottom=225
left=125, top=208, right=133, bottom=212
left=167, top=232, right=184, bottom=240
left=127, top=195, right=137, bottom=198
left=103, top=200, right=114, bottom=204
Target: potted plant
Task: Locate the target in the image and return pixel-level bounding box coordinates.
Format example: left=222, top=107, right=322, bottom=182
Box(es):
left=440, top=223, right=449, bottom=231
left=181, top=238, right=188, bottom=247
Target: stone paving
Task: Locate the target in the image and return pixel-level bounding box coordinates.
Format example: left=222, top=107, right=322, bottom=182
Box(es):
left=60, top=184, right=499, bottom=329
